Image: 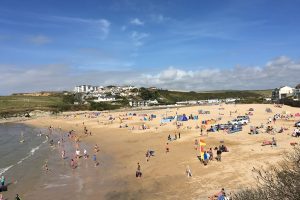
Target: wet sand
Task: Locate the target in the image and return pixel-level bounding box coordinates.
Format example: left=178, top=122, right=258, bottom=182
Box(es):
left=19, top=104, right=300, bottom=199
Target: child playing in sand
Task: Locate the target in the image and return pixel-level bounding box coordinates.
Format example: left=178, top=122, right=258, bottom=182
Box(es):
left=186, top=166, right=192, bottom=177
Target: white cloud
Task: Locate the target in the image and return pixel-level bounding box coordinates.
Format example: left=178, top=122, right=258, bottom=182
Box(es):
left=133, top=56, right=300, bottom=91
left=28, top=35, right=52, bottom=45
left=150, top=14, right=169, bottom=23
left=1, top=56, right=300, bottom=95
left=48, top=16, right=110, bottom=39
left=130, top=18, right=144, bottom=26
left=97, top=19, right=110, bottom=39
left=130, top=31, right=149, bottom=46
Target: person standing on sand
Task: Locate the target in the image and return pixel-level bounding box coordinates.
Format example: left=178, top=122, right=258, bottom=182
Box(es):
left=178, top=132, right=181, bottom=139
left=15, top=194, right=21, bottom=200
left=93, top=154, right=98, bottom=167
left=136, top=163, right=142, bottom=178
left=43, top=161, right=49, bottom=172
left=94, top=144, right=99, bottom=153
left=165, top=143, right=169, bottom=153
left=61, top=150, right=65, bottom=159
left=186, top=166, right=192, bottom=177
left=216, top=149, right=222, bottom=161
left=84, top=149, right=88, bottom=159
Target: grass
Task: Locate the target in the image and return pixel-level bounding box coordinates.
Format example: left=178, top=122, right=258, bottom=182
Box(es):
left=0, top=95, right=64, bottom=113
left=157, top=90, right=269, bottom=104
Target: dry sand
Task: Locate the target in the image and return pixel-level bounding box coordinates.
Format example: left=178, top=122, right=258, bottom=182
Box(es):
left=22, top=104, right=300, bottom=200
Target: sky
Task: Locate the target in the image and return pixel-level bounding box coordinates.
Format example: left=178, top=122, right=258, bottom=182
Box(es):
left=1, top=0, right=300, bottom=94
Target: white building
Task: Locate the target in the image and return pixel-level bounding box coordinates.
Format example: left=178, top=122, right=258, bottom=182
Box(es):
left=94, top=96, right=116, bottom=102
left=207, top=99, right=220, bottom=104
left=129, top=99, right=158, bottom=107
left=225, top=98, right=237, bottom=103
left=74, top=85, right=99, bottom=93
left=294, top=84, right=300, bottom=100
left=272, top=86, right=294, bottom=101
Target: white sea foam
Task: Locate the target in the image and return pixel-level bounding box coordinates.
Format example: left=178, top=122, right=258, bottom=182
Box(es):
left=44, top=183, right=67, bottom=189
left=17, top=144, right=41, bottom=165
left=59, top=174, right=71, bottom=179
left=0, top=165, right=14, bottom=176
left=30, top=145, right=40, bottom=155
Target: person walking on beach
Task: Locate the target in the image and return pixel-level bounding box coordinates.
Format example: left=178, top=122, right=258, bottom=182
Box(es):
left=94, top=144, right=99, bottom=153
left=93, top=154, right=98, bottom=167
left=15, top=194, right=21, bottom=200
left=43, top=161, right=49, bottom=172
left=84, top=149, right=88, bottom=159
left=178, top=132, right=181, bottom=139
left=136, top=162, right=142, bottom=178
left=61, top=150, right=65, bottom=159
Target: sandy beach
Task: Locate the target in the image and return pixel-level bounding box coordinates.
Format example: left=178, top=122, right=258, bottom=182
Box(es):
left=8, top=103, right=298, bottom=200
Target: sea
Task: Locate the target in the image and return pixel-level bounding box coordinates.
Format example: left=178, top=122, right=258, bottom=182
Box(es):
left=0, top=122, right=122, bottom=200
left=0, top=122, right=84, bottom=200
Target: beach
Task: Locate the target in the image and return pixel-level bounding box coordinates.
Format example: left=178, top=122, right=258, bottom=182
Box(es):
left=1, top=103, right=300, bottom=199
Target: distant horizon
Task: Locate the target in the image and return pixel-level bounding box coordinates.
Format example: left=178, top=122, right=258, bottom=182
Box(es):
left=1, top=0, right=300, bottom=94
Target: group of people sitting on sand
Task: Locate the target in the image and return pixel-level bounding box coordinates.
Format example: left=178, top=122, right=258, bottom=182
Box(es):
left=292, top=127, right=300, bottom=137
left=167, top=132, right=181, bottom=141
left=262, top=137, right=277, bottom=147
left=209, top=188, right=230, bottom=200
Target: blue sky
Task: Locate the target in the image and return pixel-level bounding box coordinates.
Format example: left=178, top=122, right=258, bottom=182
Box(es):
left=1, top=0, right=300, bottom=94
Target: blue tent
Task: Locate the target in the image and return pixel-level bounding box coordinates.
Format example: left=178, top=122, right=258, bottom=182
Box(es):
left=177, top=114, right=188, bottom=121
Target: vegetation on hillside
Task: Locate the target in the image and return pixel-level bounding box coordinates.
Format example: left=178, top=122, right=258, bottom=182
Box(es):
left=0, top=88, right=273, bottom=117
left=156, top=90, right=268, bottom=104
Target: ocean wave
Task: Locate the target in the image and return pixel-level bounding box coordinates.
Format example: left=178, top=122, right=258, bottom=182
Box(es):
left=30, top=145, right=40, bottom=155
left=0, top=165, right=14, bottom=176
left=17, top=144, right=41, bottom=165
